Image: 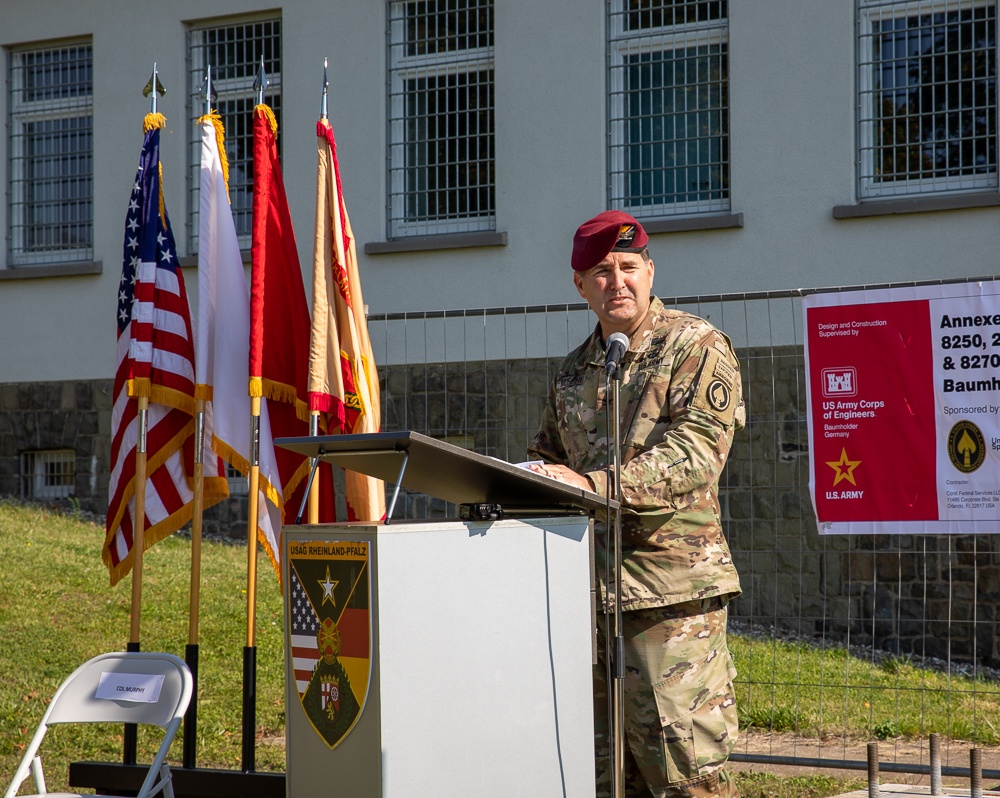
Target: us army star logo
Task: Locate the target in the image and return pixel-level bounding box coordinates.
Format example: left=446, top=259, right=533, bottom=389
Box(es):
left=319, top=567, right=339, bottom=607
left=826, top=448, right=861, bottom=487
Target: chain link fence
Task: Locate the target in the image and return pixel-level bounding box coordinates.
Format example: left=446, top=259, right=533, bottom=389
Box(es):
left=367, top=279, right=1000, bottom=780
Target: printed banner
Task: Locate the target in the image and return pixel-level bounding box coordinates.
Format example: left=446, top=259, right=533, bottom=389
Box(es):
left=288, top=539, right=371, bottom=749
left=804, top=281, right=1000, bottom=534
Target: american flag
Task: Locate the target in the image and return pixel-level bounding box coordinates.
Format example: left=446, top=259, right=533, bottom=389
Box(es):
left=289, top=567, right=320, bottom=697
left=103, top=122, right=204, bottom=586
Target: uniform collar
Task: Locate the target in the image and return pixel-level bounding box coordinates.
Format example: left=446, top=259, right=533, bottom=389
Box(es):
left=585, top=296, right=664, bottom=364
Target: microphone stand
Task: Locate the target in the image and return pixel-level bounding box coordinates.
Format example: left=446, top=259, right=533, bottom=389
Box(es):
left=605, top=362, right=625, bottom=798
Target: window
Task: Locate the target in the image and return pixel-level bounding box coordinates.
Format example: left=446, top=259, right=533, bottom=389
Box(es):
left=7, top=41, right=93, bottom=267
left=225, top=463, right=249, bottom=497
left=21, top=449, right=75, bottom=500
left=608, top=0, right=729, bottom=217
left=387, top=0, right=495, bottom=238
left=187, top=16, right=282, bottom=250
left=858, top=0, right=997, bottom=199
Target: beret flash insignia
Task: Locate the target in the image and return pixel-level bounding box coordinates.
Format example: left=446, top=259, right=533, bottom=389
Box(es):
left=616, top=224, right=636, bottom=246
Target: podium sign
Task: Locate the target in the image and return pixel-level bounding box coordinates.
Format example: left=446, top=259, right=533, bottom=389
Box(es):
left=287, top=538, right=371, bottom=751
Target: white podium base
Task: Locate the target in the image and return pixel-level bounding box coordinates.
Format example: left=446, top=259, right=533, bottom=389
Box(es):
left=283, top=515, right=596, bottom=798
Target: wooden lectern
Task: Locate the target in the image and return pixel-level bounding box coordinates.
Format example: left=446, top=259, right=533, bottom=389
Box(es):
left=276, top=432, right=615, bottom=798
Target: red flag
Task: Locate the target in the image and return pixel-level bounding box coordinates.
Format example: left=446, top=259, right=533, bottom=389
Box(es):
left=250, top=104, right=334, bottom=549
left=309, top=118, right=385, bottom=521
left=104, top=114, right=227, bottom=586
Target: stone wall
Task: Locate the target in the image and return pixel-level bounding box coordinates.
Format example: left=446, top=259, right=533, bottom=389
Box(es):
left=0, top=379, right=112, bottom=516
left=0, top=378, right=253, bottom=538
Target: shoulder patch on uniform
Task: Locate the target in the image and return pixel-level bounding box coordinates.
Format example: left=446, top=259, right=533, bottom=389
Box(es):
left=691, top=348, right=738, bottom=425
left=706, top=379, right=731, bottom=413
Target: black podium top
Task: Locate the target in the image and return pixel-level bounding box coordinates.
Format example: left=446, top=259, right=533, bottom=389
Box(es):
left=275, top=430, right=616, bottom=516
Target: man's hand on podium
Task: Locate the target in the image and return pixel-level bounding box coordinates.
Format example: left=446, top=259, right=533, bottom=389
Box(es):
left=526, top=462, right=594, bottom=491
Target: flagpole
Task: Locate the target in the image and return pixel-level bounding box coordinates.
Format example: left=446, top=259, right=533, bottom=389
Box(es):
left=320, top=57, right=329, bottom=121
left=124, top=64, right=164, bottom=765
left=123, top=394, right=149, bottom=764
left=183, top=66, right=217, bottom=772
left=306, top=60, right=329, bottom=528
left=127, top=63, right=163, bottom=649
left=244, top=396, right=262, bottom=771
left=240, top=58, right=269, bottom=773
left=306, top=58, right=330, bottom=524
left=307, top=413, right=321, bottom=524
left=183, top=399, right=205, bottom=768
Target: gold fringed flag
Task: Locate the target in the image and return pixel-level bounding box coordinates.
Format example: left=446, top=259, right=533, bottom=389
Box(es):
left=105, top=113, right=227, bottom=586
left=196, top=112, right=283, bottom=563
left=250, top=104, right=334, bottom=570
left=309, top=119, right=385, bottom=522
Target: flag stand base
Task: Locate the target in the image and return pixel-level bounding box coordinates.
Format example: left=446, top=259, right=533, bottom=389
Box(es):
left=69, top=761, right=284, bottom=798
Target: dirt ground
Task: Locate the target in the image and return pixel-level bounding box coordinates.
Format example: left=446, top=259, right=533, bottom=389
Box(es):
left=266, top=728, right=1000, bottom=792
left=730, top=730, right=1000, bottom=791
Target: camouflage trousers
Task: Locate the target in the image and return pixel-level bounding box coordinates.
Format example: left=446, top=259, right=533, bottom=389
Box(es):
left=594, top=597, right=740, bottom=798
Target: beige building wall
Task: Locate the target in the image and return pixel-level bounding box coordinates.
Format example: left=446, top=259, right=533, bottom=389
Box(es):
left=0, top=0, right=998, bottom=384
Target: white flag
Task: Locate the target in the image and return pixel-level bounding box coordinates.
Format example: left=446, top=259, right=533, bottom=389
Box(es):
left=196, top=115, right=284, bottom=576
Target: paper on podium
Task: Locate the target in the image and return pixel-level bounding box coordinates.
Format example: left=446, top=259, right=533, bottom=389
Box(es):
left=275, top=430, right=616, bottom=516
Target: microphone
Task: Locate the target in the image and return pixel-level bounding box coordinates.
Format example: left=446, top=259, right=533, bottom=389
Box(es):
left=604, top=331, right=629, bottom=377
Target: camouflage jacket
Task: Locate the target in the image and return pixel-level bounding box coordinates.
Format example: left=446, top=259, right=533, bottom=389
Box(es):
left=528, top=296, right=744, bottom=610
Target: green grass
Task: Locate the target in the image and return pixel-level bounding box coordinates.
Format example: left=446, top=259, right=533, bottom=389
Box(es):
left=0, top=499, right=285, bottom=792
left=730, top=630, right=1000, bottom=745
left=0, top=500, right=993, bottom=798
left=733, top=771, right=865, bottom=798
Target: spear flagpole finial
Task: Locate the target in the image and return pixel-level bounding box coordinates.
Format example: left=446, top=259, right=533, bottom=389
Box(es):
left=320, top=58, right=329, bottom=121
left=253, top=56, right=268, bottom=106
left=142, top=62, right=166, bottom=114
left=199, top=64, right=216, bottom=117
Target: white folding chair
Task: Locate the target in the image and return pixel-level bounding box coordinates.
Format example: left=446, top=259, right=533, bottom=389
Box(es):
left=4, top=651, right=193, bottom=798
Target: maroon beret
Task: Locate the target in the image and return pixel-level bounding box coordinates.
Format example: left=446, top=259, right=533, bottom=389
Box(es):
left=571, top=210, right=649, bottom=272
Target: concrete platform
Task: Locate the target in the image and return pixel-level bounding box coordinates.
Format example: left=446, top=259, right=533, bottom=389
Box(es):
left=732, top=732, right=1000, bottom=795
left=833, top=785, right=1000, bottom=797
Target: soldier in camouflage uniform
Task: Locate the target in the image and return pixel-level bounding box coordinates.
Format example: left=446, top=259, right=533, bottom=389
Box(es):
left=527, top=210, right=744, bottom=798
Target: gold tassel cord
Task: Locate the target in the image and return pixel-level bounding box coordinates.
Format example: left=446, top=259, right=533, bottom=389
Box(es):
left=143, top=112, right=166, bottom=133
left=157, top=163, right=167, bottom=229
left=141, top=112, right=169, bottom=228
left=255, top=103, right=278, bottom=139
left=197, top=111, right=231, bottom=203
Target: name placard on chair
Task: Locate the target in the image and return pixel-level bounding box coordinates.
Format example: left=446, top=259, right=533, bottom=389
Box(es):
left=95, top=672, right=165, bottom=703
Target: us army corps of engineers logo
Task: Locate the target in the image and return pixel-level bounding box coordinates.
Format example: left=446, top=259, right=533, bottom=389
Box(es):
left=289, top=540, right=371, bottom=749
